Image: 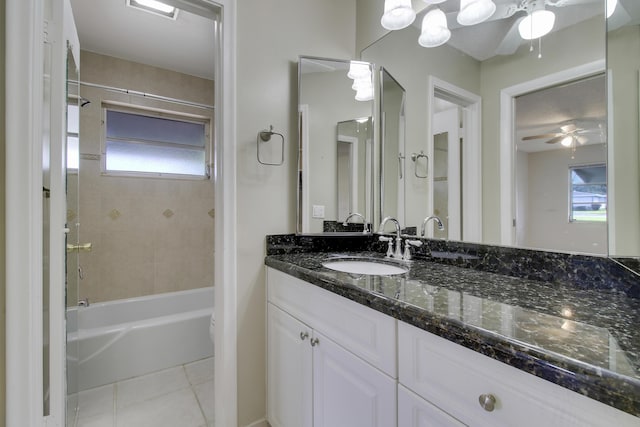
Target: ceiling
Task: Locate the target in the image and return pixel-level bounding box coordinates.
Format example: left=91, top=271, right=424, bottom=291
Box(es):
left=69, top=0, right=216, bottom=79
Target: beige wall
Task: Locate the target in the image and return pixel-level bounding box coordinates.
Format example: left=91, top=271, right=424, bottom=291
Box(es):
left=75, top=51, right=215, bottom=304
left=0, top=0, right=6, bottom=421
left=235, top=0, right=356, bottom=424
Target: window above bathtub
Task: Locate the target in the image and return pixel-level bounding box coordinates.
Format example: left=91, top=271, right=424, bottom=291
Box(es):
left=101, top=103, right=211, bottom=180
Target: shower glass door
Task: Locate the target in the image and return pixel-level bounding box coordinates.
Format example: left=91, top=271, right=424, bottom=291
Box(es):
left=65, top=44, right=81, bottom=425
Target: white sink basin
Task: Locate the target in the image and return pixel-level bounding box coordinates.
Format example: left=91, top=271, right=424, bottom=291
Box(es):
left=322, top=260, right=408, bottom=276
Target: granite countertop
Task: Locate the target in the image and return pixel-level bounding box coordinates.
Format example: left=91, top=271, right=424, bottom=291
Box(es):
left=264, top=250, right=640, bottom=417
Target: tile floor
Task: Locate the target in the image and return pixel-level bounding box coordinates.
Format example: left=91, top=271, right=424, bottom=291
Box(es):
left=68, top=357, right=214, bottom=427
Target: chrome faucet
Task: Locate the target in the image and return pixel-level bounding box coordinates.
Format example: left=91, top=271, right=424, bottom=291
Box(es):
left=378, top=216, right=403, bottom=259
left=421, top=215, right=444, bottom=237
left=343, top=212, right=369, bottom=233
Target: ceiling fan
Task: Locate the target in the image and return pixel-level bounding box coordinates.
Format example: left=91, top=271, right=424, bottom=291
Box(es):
left=521, top=122, right=602, bottom=146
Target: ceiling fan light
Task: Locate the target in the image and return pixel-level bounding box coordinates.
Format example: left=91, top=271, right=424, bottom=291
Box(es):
left=561, top=136, right=574, bottom=147
left=418, top=9, right=451, bottom=48
left=518, top=10, right=555, bottom=40
left=347, top=62, right=371, bottom=80
left=381, top=0, right=416, bottom=31
left=607, top=0, right=617, bottom=18
left=457, top=0, right=496, bottom=26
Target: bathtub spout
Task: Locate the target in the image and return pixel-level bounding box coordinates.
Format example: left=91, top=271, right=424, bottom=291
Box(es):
left=78, top=297, right=90, bottom=307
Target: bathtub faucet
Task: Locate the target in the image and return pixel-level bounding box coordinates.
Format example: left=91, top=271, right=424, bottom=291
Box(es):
left=78, top=297, right=90, bottom=307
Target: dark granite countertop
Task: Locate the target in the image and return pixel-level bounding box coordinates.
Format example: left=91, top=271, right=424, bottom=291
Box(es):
left=265, top=250, right=640, bottom=417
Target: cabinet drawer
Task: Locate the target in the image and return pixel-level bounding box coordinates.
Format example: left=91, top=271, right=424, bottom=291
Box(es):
left=398, top=384, right=466, bottom=427
left=398, top=321, right=638, bottom=427
left=267, top=267, right=397, bottom=377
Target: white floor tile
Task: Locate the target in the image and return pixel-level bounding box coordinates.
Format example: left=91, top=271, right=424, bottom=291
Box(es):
left=193, top=379, right=214, bottom=421
left=116, top=366, right=190, bottom=409
left=116, top=388, right=205, bottom=427
left=185, top=357, right=214, bottom=386
left=77, top=384, right=114, bottom=420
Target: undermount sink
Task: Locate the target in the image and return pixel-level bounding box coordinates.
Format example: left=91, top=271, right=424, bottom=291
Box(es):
left=322, top=259, right=408, bottom=276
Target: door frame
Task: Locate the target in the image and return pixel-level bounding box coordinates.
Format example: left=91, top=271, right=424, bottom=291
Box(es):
left=5, top=0, right=238, bottom=425
left=498, top=60, right=606, bottom=246
left=427, top=76, right=482, bottom=242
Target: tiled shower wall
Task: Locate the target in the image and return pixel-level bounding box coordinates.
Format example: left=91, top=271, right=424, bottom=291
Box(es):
left=68, top=51, right=215, bottom=304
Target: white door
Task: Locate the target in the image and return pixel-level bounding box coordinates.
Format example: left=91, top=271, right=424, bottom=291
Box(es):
left=312, top=331, right=396, bottom=427
left=398, top=384, right=467, bottom=427
left=267, top=303, right=313, bottom=427
left=432, top=108, right=461, bottom=240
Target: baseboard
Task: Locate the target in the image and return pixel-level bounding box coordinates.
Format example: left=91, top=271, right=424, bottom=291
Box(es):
left=244, top=418, right=269, bottom=427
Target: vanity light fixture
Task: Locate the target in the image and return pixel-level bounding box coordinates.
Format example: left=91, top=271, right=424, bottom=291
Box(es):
left=381, top=0, right=416, bottom=31
left=127, top=0, right=178, bottom=19
left=457, top=0, right=496, bottom=26
left=419, top=9, right=451, bottom=48
left=347, top=62, right=371, bottom=80
left=518, top=7, right=555, bottom=40
left=607, top=0, right=617, bottom=18
left=355, top=85, right=374, bottom=102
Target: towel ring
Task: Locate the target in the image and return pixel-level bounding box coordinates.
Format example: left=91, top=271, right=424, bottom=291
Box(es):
left=257, top=125, right=284, bottom=166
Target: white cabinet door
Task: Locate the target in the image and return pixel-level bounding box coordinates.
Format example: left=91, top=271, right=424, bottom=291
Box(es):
left=267, top=303, right=313, bottom=427
left=312, top=331, right=396, bottom=427
left=398, top=384, right=467, bottom=427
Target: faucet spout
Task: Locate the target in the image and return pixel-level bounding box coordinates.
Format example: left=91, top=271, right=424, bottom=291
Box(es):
left=343, top=212, right=369, bottom=233
left=378, top=216, right=401, bottom=238
left=421, top=215, right=444, bottom=237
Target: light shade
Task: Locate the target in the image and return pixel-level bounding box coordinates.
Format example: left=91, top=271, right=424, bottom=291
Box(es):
left=352, top=76, right=372, bottom=91
left=381, top=0, right=416, bottom=31
left=561, top=136, right=574, bottom=147
left=347, top=62, right=371, bottom=80
left=518, top=9, right=555, bottom=40
left=418, top=8, right=451, bottom=48
left=355, top=85, right=374, bottom=102
left=457, top=0, right=496, bottom=26
left=607, top=0, right=617, bottom=18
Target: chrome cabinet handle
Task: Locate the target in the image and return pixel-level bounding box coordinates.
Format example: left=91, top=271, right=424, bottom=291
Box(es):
left=300, top=331, right=309, bottom=341
left=478, top=394, right=496, bottom=412
left=310, top=337, right=320, bottom=347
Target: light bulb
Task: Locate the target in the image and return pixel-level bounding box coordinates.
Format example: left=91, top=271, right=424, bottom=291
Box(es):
left=381, top=0, right=416, bottom=31
left=518, top=9, right=555, bottom=40
left=607, top=0, right=617, bottom=18
left=457, top=0, right=496, bottom=26
left=561, top=136, right=574, bottom=147
left=418, top=8, right=451, bottom=48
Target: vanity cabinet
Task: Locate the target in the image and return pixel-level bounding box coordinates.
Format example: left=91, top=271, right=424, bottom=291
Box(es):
left=398, top=321, right=639, bottom=427
left=266, top=267, right=397, bottom=427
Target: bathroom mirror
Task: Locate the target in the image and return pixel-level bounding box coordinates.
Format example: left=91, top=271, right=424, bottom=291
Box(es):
left=379, top=67, right=407, bottom=230
left=360, top=0, right=640, bottom=260
left=297, top=56, right=375, bottom=234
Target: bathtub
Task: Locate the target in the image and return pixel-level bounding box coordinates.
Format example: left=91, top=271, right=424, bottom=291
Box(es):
left=66, top=287, right=214, bottom=393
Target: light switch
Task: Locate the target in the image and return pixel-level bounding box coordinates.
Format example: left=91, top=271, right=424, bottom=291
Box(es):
left=312, top=205, right=325, bottom=219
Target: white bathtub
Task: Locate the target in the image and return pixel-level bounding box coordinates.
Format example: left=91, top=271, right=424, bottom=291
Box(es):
left=67, top=287, right=214, bottom=393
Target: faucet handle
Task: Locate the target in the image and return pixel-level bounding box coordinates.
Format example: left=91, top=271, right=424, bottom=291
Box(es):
left=379, top=236, right=394, bottom=257
left=403, top=240, right=423, bottom=261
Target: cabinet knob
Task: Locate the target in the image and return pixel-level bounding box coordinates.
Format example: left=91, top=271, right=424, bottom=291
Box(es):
left=310, top=337, right=320, bottom=347
left=300, top=331, right=309, bottom=341
left=478, top=394, right=496, bottom=412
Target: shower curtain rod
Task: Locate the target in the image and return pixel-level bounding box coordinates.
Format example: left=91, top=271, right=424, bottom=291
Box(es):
left=71, top=80, right=215, bottom=111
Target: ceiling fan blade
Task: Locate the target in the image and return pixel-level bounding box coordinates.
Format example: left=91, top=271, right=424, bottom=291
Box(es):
left=560, top=123, right=577, bottom=133
left=522, top=133, right=562, bottom=141
left=546, top=136, right=565, bottom=145
left=495, top=16, right=525, bottom=56
left=576, top=136, right=589, bottom=144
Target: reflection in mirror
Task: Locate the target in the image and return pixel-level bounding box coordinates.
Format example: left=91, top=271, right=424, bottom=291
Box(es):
left=607, top=1, right=640, bottom=272
left=361, top=0, right=615, bottom=256
left=380, top=68, right=406, bottom=231
left=297, top=56, right=375, bottom=234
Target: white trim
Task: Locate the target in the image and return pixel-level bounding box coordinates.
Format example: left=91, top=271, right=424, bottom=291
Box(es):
left=213, top=1, right=238, bottom=427
left=499, top=60, right=606, bottom=246
left=244, top=419, right=269, bottom=427
left=427, top=76, right=482, bottom=242
left=6, top=0, right=45, bottom=425
left=299, top=104, right=310, bottom=232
